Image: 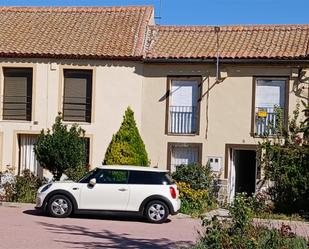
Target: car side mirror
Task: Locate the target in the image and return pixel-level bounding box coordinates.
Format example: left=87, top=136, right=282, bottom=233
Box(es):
left=89, top=178, right=96, bottom=187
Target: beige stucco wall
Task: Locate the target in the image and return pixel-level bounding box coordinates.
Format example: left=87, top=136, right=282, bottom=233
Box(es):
left=0, top=58, right=144, bottom=174
left=141, top=64, right=308, bottom=179
left=0, top=58, right=308, bottom=183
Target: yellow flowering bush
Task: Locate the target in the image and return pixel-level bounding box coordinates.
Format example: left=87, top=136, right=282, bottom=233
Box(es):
left=177, top=181, right=214, bottom=216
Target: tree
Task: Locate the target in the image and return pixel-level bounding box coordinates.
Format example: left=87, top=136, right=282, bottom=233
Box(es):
left=258, top=103, right=309, bottom=215
left=34, top=114, right=87, bottom=181
left=103, top=107, right=149, bottom=166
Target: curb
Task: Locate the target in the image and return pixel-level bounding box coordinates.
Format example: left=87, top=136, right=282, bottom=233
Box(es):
left=175, top=213, right=192, bottom=219
left=0, top=201, right=35, bottom=208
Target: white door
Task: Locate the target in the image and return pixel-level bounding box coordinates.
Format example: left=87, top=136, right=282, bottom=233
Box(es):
left=79, top=169, right=130, bottom=210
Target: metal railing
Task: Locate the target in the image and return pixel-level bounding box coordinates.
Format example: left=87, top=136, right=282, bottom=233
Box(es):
left=255, top=107, right=284, bottom=136
left=169, top=106, right=197, bottom=134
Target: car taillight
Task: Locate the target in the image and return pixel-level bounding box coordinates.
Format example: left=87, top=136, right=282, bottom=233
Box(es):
left=170, top=186, right=176, bottom=199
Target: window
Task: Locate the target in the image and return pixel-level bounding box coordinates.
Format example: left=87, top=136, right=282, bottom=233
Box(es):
left=166, top=77, right=201, bottom=134
left=128, top=171, right=172, bottom=185
left=79, top=168, right=101, bottom=183
left=18, top=134, right=43, bottom=177
left=95, top=169, right=128, bottom=184
left=63, top=69, right=92, bottom=122
left=253, top=78, right=288, bottom=136
left=3, top=68, right=33, bottom=121
left=167, top=143, right=202, bottom=172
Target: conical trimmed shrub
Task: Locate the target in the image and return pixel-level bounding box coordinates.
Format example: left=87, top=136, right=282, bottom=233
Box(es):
left=103, top=107, right=149, bottom=166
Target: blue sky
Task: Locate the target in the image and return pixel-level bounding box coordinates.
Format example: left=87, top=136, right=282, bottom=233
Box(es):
left=1, top=0, right=309, bottom=25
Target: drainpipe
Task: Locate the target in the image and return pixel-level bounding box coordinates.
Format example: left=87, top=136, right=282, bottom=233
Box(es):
left=214, top=26, right=221, bottom=82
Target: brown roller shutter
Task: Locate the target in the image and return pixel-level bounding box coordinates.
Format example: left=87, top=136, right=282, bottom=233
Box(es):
left=63, top=70, right=92, bottom=122
left=3, top=68, right=32, bottom=121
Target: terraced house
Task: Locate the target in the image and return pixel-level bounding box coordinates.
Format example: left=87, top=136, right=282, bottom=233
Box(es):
left=0, top=6, right=308, bottom=201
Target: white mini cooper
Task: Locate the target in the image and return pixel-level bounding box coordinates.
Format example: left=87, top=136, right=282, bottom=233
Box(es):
left=36, top=165, right=181, bottom=223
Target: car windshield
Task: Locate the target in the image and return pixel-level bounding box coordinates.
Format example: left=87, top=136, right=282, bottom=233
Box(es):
left=78, top=168, right=101, bottom=183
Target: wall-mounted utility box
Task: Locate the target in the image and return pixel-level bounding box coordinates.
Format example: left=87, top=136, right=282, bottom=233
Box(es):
left=208, top=156, right=222, bottom=172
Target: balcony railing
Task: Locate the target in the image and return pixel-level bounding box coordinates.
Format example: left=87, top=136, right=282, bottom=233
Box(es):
left=169, top=106, right=197, bottom=134
left=255, top=107, right=284, bottom=136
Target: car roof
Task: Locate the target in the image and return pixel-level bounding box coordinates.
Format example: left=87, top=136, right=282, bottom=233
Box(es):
left=97, top=165, right=168, bottom=173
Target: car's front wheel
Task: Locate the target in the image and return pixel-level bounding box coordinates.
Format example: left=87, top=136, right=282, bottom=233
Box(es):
left=145, top=200, right=169, bottom=224
left=47, top=195, right=72, bottom=218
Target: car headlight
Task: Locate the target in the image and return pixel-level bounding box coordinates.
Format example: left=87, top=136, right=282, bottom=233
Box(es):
left=41, top=183, right=52, bottom=193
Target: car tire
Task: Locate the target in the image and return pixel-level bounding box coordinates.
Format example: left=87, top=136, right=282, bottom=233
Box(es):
left=47, top=195, right=73, bottom=218
left=144, top=200, right=169, bottom=224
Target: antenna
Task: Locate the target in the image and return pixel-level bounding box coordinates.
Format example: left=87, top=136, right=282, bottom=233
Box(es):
left=154, top=0, right=162, bottom=24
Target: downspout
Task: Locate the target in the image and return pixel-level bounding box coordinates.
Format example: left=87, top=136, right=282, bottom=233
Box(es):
left=205, top=26, right=220, bottom=139
left=214, top=26, right=221, bottom=82
left=205, top=27, right=220, bottom=140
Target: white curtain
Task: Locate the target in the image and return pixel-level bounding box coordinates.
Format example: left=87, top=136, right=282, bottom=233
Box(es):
left=19, top=135, right=43, bottom=177
left=228, top=150, right=236, bottom=203
left=170, top=80, right=198, bottom=133
left=171, top=80, right=198, bottom=107
left=256, top=79, right=285, bottom=110
left=171, top=146, right=198, bottom=172
left=255, top=79, right=285, bottom=135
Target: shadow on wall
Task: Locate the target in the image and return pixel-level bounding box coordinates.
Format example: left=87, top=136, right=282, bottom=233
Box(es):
left=35, top=220, right=194, bottom=249
left=0, top=58, right=144, bottom=76
left=292, top=71, right=309, bottom=101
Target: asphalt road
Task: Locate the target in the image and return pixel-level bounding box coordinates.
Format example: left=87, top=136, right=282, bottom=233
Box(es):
left=0, top=204, right=202, bottom=249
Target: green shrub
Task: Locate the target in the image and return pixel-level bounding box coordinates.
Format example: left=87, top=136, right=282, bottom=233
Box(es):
left=15, top=169, right=45, bottom=203
left=103, top=107, right=149, bottom=166
left=172, top=164, right=216, bottom=216
left=259, top=103, right=309, bottom=216
left=171, top=163, right=213, bottom=190
left=64, top=163, right=88, bottom=182
left=229, top=193, right=253, bottom=233
left=257, top=226, right=308, bottom=249
left=0, top=169, right=45, bottom=203
left=177, top=182, right=214, bottom=216
left=34, top=114, right=87, bottom=181
left=192, top=194, right=308, bottom=249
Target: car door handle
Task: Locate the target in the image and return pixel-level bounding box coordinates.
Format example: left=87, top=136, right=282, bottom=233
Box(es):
left=118, top=188, right=128, bottom=192
left=72, top=187, right=79, bottom=190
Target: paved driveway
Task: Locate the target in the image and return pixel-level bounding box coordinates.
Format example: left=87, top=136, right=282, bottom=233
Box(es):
left=0, top=204, right=202, bottom=249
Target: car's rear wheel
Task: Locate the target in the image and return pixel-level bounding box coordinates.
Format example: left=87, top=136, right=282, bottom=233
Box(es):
left=145, top=200, right=169, bottom=224
left=47, top=195, right=72, bottom=218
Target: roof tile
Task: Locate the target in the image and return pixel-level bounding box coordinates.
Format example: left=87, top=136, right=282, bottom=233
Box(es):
left=0, top=6, right=153, bottom=59
left=145, top=25, right=309, bottom=59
